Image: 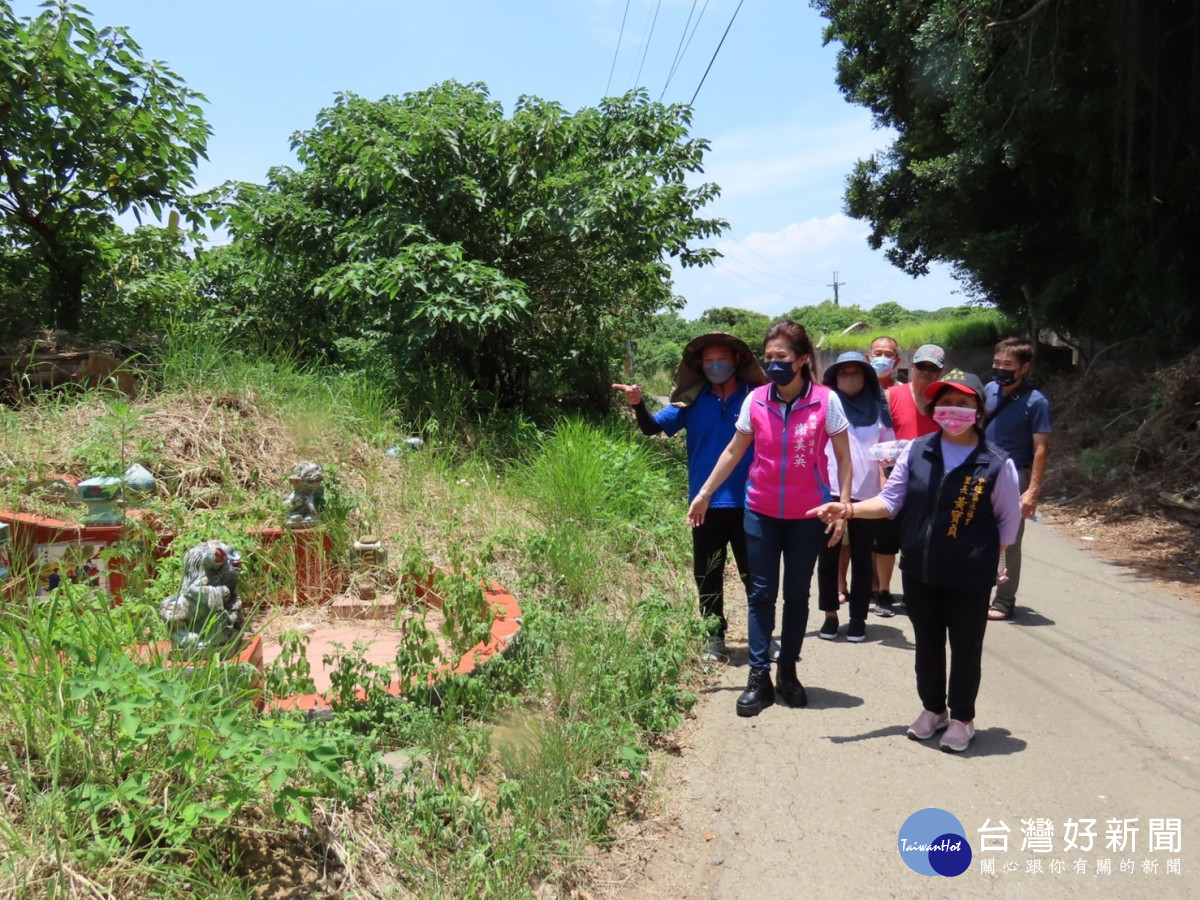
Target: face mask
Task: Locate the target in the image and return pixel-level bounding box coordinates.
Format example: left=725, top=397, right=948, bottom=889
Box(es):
left=992, top=368, right=1017, bottom=387
left=702, top=360, right=735, bottom=384
left=764, top=360, right=797, bottom=387
left=870, top=356, right=895, bottom=376
left=933, top=405, right=977, bottom=435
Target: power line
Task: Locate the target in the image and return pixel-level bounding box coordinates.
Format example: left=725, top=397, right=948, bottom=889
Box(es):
left=726, top=237, right=826, bottom=285
left=634, top=0, right=663, bottom=91
left=828, top=270, right=845, bottom=306
left=690, top=0, right=746, bottom=106
left=713, top=259, right=819, bottom=303
left=718, top=247, right=822, bottom=288
left=660, top=0, right=705, bottom=100
left=605, top=0, right=632, bottom=97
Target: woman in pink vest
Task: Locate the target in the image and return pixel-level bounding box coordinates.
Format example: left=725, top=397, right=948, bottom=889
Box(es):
left=688, top=321, right=852, bottom=717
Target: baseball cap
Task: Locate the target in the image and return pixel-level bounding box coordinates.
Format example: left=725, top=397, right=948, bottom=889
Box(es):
left=924, top=368, right=986, bottom=399
left=912, top=344, right=946, bottom=368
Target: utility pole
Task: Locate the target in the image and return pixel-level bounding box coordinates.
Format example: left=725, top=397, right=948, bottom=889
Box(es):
left=828, top=271, right=845, bottom=306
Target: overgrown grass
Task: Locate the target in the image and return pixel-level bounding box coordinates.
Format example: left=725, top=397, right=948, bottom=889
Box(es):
left=0, top=585, right=379, bottom=897
left=0, top=331, right=703, bottom=896
left=632, top=310, right=1018, bottom=395
left=821, top=309, right=1017, bottom=352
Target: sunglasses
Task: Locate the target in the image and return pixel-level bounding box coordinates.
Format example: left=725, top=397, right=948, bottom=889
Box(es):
left=913, top=363, right=942, bottom=373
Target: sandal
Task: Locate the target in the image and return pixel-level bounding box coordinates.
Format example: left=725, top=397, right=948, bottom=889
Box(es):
left=987, top=605, right=1013, bottom=621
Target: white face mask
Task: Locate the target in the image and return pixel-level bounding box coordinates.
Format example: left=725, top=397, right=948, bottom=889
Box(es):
left=870, top=355, right=896, bottom=376
left=933, top=405, right=977, bottom=435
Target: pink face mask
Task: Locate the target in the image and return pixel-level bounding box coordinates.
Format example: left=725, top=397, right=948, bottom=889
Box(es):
left=933, top=405, right=977, bottom=435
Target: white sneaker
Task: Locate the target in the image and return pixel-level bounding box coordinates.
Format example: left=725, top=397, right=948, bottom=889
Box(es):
left=701, top=636, right=727, bottom=663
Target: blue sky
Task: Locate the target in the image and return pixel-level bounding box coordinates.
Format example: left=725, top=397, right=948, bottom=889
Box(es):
left=13, top=0, right=965, bottom=318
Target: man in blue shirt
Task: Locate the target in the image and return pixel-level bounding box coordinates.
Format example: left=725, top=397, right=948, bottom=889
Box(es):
left=983, top=336, right=1052, bottom=620
left=614, top=332, right=765, bottom=661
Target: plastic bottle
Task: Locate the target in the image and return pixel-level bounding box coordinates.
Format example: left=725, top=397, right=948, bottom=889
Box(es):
left=385, top=436, right=425, bottom=457
left=868, top=439, right=909, bottom=463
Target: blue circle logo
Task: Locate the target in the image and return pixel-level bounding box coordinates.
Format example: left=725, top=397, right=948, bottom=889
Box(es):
left=897, top=808, right=972, bottom=876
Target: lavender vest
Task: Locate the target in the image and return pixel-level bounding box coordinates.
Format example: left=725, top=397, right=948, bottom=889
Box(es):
left=745, top=382, right=835, bottom=519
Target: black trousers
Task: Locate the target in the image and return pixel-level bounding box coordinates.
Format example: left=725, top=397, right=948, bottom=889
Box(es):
left=693, top=507, right=750, bottom=638
left=901, top=573, right=990, bottom=722
left=817, top=516, right=878, bottom=623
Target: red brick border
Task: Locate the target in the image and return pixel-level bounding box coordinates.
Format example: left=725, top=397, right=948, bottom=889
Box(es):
left=267, top=577, right=522, bottom=712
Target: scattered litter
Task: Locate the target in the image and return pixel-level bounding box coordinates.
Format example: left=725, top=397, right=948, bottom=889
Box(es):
left=385, top=436, right=425, bottom=457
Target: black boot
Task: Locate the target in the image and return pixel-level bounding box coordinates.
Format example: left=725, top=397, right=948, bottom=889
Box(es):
left=775, top=660, right=808, bottom=708
left=736, top=668, right=775, bottom=717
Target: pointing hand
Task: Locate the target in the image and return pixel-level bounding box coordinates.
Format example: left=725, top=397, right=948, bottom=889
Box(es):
left=611, top=383, right=644, bottom=406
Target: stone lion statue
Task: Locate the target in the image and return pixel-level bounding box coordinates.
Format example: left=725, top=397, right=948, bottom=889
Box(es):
left=159, top=540, right=244, bottom=651
left=283, top=461, right=324, bottom=528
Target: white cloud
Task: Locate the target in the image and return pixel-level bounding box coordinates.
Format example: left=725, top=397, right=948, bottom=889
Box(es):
left=699, top=116, right=895, bottom=204
left=672, top=214, right=965, bottom=318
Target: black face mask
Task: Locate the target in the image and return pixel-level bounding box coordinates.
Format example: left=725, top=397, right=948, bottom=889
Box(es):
left=992, top=368, right=1017, bottom=387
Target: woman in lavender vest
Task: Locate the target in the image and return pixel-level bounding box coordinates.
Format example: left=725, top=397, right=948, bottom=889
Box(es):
left=688, top=321, right=852, bottom=718
left=808, top=371, right=1021, bottom=753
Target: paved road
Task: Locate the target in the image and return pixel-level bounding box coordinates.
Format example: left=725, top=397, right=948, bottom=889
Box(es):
left=610, top=520, right=1200, bottom=898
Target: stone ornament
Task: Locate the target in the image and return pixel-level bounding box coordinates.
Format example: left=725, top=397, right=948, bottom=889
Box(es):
left=76, top=476, right=123, bottom=523
left=350, top=535, right=388, bottom=600
left=77, top=464, right=158, bottom=524
left=284, top=462, right=324, bottom=528
left=159, top=540, right=244, bottom=651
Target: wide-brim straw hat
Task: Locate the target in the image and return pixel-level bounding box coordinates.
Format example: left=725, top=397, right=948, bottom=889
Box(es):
left=669, top=332, right=767, bottom=406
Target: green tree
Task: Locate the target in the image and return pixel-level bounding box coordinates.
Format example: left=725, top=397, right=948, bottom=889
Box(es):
left=0, top=0, right=211, bottom=333
left=785, top=301, right=867, bottom=339
left=695, top=306, right=773, bottom=350
left=813, top=0, right=1200, bottom=345
left=632, top=309, right=691, bottom=378
left=217, top=81, right=725, bottom=411
left=869, top=301, right=916, bottom=327
left=82, top=224, right=199, bottom=339
left=214, top=82, right=720, bottom=410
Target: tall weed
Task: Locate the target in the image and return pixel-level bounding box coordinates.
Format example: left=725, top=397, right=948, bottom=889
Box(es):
left=821, top=309, right=1017, bottom=352
left=0, top=583, right=378, bottom=896
left=0, top=346, right=706, bottom=897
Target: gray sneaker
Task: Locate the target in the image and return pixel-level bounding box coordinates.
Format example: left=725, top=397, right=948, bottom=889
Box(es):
left=701, top=635, right=728, bottom=663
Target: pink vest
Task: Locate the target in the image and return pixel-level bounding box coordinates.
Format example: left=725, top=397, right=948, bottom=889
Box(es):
left=745, top=382, right=835, bottom=519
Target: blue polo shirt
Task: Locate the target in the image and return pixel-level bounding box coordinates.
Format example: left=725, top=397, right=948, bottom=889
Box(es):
left=654, top=382, right=754, bottom=508
left=983, top=381, right=1052, bottom=468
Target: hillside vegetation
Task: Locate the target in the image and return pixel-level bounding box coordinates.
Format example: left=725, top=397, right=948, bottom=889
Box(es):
left=0, top=340, right=706, bottom=897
